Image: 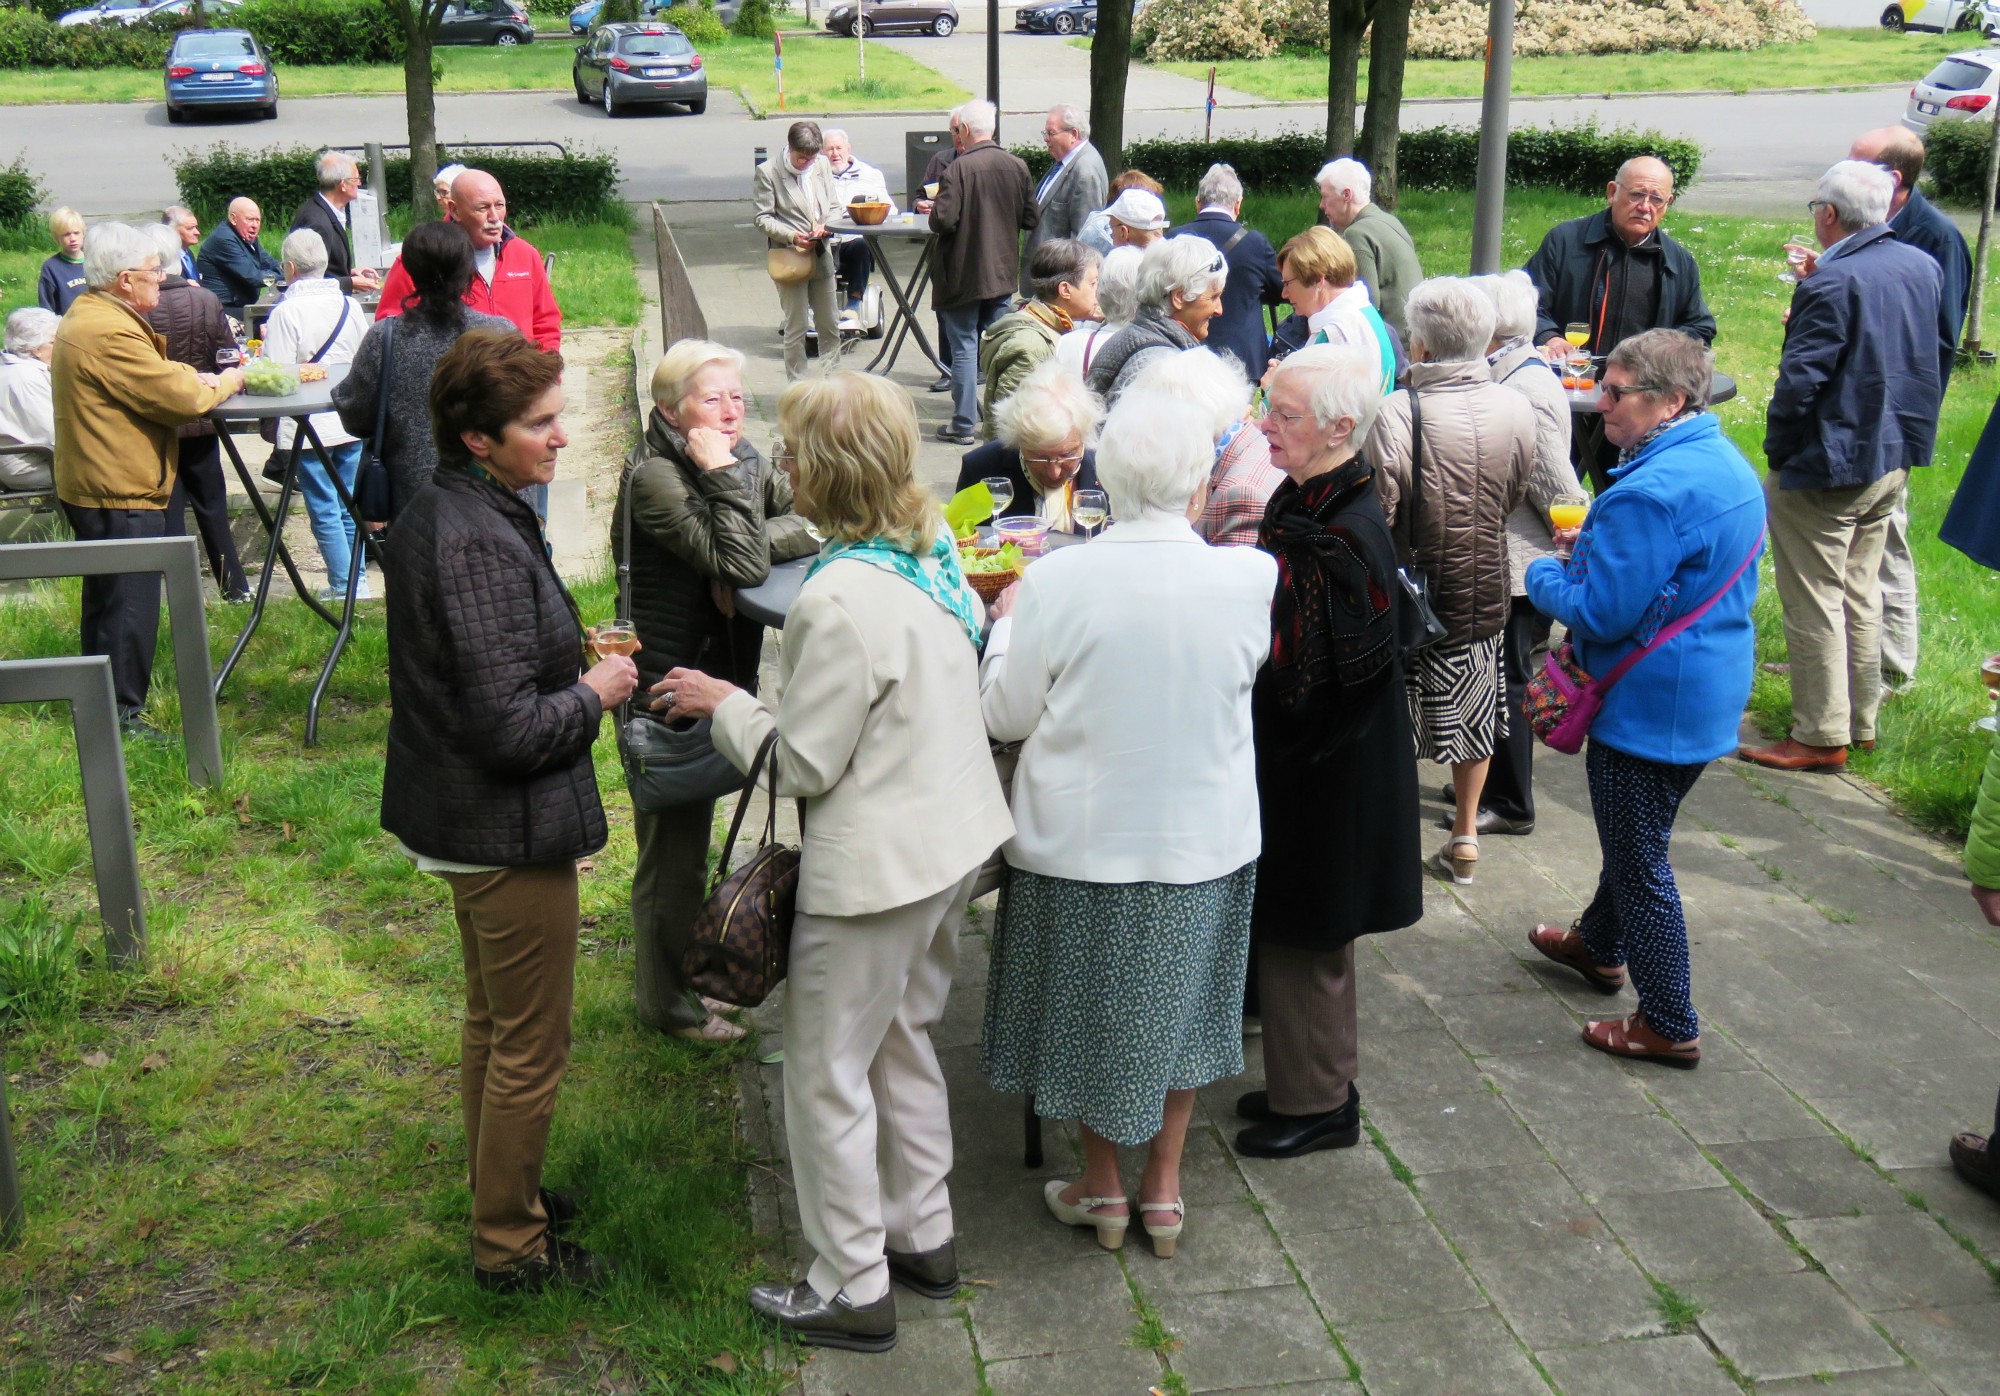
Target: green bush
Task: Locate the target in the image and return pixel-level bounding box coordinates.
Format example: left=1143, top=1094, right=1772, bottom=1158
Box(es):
left=731, top=0, right=774, bottom=37
left=0, top=155, right=44, bottom=228
left=0, top=7, right=185, bottom=70
left=174, top=143, right=623, bottom=225
left=598, top=0, right=642, bottom=21
left=234, top=0, right=403, bottom=65
left=659, top=2, right=726, bottom=41
left=1015, top=121, right=1703, bottom=199
left=1923, top=117, right=2000, bottom=208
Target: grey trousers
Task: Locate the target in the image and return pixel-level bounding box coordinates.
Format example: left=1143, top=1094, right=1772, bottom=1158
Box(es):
left=1879, top=480, right=1920, bottom=685
left=776, top=259, right=840, bottom=383
left=630, top=798, right=715, bottom=1033
left=1259, top=940, right=1358, bottom=1116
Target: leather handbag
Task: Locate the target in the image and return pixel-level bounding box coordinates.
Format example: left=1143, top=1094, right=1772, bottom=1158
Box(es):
left=1394, top=388, right=1449, bottom=660
left=1526, top=531, right=1764, bottom=754
left=767, top=244, right=817, bottom=285
left=682, top=732, right=799, bottom=1007
left=612, top=465, right=751, bottom=812
left=351, top=318, right=395, bottom=523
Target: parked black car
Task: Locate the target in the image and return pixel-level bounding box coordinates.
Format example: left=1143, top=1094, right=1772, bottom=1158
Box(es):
left=823, top=0, right=958, bottom=37
left=574, top=21, right=707, bottom=116
left=438, top=0, right=535, bottom=46
left=1014, top=0, right=1093, bottom=34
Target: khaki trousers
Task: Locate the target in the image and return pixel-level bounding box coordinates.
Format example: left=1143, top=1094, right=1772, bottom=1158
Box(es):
left=776, top=257, right=840, bottom=382
left=1878, top=480, right=1921, bottom=684
left=630, top=799, right=713, bottom=1033
left=784, top=865, right=979, bottom=1306
left=442, top=861, right=579, bottom=1272
left=1259, top=940, right=1358, bottom=1116
left=1766, top=469, right=1905, bottom=749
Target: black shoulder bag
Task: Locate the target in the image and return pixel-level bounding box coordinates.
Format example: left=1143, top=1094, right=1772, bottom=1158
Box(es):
left=351, top=319, right=396, bottom=523
left=1394, top=388, right=1449, bottom=660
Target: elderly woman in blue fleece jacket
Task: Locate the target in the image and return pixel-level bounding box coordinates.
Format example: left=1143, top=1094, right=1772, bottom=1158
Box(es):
left=1522, top=329, right=1764, bottom=1070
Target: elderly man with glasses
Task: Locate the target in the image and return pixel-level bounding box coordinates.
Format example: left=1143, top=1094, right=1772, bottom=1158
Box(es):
left=1522, top=157, right=1716, bottom=491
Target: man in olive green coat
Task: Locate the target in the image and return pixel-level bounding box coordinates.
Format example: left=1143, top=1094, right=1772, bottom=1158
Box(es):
left=1949, top=727, right=2000, bottom=1198
left=1316, top=157, right=1423, bottom=340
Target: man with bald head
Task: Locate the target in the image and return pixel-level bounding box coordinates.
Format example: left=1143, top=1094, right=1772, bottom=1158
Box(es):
left=195, top=196, right=283, bottom=315
left=373, top=168, right=561, bottom=353
left=1523, top=156, right=1716, bottom=489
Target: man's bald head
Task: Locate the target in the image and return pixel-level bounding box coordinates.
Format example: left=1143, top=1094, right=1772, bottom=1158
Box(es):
left=227, top=197, right=262, bottom=240
left=1606, top=157, right=1675, bottom=247
left=448, top=169, right=507, bottom=250
left=1850, top=126, right=1925, bottom=214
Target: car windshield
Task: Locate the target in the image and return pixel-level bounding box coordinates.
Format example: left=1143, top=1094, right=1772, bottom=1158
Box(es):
left=620, top=33, right=691, bottom=55
left=1924, top=57, right=1993, bottom=91
left=175, top=32, right=255, bottom=56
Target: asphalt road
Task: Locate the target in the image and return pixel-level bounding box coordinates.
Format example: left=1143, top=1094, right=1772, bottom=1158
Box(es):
left=8, top=72, right=1916, bottom=218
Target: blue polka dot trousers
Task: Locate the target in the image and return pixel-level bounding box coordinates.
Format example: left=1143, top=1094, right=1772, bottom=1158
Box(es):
left=1576, top=741, right=1708, bottom=1044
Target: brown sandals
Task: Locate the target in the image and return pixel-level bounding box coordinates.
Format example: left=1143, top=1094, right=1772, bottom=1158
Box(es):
left=1527, top=924, right=1627, bottom=996
left=1580, top=1013, right=1701, bottom=1070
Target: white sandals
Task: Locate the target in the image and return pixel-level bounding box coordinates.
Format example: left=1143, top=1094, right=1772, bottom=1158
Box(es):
left=1431, top=835, right=1479, bottom=885
left=1043, top=1179, right=1129, bottom=1251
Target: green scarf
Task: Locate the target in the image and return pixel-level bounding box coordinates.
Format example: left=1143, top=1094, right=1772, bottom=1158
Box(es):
left=807, top=531, right=984, bottom=649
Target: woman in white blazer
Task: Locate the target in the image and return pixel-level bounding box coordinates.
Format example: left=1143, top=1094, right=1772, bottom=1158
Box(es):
left=659, top=371, right=1012, bottom=1356
left=978, top=390, right=1277, bottom=1261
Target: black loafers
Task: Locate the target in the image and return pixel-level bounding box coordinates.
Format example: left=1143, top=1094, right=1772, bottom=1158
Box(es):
left=1234, top=1087, right=1363, bottom=1159
left=1236, top=1090, right=1273, bottom=1122
left=473, top=1233, right=617, bottom=1294
left=886, top=1238, right=959, bottom=1299
left=749, top=1279, right=897, bottom=1353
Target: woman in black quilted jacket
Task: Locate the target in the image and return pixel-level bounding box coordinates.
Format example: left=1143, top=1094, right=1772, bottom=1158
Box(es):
left=381, top=329, right=638, bottom=1295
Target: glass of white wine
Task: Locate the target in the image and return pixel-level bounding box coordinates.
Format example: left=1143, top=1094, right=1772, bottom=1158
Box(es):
left=1976, top=651, right=2000, bottom=735
left=1779, top=232, right=1814, bottom=284
left=592, top=618, right=639, bottom=660
left=1072, top=488, right=1109, bottom=540
left=982, top=475, right=1014, bottom=526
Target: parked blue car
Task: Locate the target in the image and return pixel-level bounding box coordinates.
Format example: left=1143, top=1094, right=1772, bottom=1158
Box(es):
left=164, top=28, right=277, bottom=122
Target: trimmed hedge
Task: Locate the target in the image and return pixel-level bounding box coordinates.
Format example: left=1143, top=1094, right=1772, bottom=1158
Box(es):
left=174, top=144, right=622, bottom=225
left=0, top=0, right=400, bottom=71
left=0, top=156, right=45, bottom=228
left=0, top=8, right=189, bottom=70
left=731, top=0, right=774, bottom=37
left=1923, top=116, right=2000, bottom=209
left=1015, top=121, right=1704, bottom=198
left=660, top=2, right=726, bottom=41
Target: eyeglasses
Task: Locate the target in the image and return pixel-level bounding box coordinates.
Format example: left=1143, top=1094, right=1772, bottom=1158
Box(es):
left=1263, top=409, right=1311, bottom=425
left=123, top=264, right=166, bottom=283
left=1600, top=382, right=1665, bottom=405
left=1616, top=188, right=1671, bottom=210
left=770, top=437, right=795, bottom=470
left=1023, top=449, right=1084, bottom=469
left=1806, top=198, right=1832, bottom=215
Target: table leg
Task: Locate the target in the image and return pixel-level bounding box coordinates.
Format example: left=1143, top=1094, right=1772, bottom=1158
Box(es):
left=299, top=420, right=362, bottom=748
left=862, top=235, right=945, bottom=377
left=895, top=240, right=945, bottom=376
left=212, top=430, right=336, bottom=700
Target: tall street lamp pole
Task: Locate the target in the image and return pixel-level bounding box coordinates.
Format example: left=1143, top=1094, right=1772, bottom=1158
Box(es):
left=1469, top=0, right=1516, bottom=273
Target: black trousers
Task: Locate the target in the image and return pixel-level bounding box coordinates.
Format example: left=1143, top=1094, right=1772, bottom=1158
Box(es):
left=166, top=435, right=248, bottom=597
left=834, top=237, right=872, bottom=300
left=1483, top=596, right=1552, bottom=823
left=60, top=502, right=166, bottom=719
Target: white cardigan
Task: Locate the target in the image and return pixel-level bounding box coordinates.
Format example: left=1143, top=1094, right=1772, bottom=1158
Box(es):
left=980, top=514, right=1276, bottom=885
left=712, top=556, right=1014, bottom=918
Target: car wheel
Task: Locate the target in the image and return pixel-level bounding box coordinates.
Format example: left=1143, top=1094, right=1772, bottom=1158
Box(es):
left=1052, top=12, right=1073, bottom=32
left=603, top=81, right=620, bottom=116
left=575, top=70, right=591, bottom=102
left=854, top=14, right=871, bottom=35
left=1957, top=5, right=1981, bottom=27
left=1880, top=4, right=1905, bottom=29
left=166, top=104, right=184, bottom=123
left=931, top=13, right=953, bottom=34
left=686, top=97, right=706, bottom=113
left=495, top=29, right=519, bottom=43
left=263, top=101, right=278, bottom=119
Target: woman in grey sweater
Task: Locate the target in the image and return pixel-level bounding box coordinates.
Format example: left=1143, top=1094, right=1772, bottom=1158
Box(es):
left=334, top=220, right=515, bottom=518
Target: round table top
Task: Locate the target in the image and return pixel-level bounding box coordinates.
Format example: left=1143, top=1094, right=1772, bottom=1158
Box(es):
left=735, top=525, right=1086, bottom=629
left=209, top=362, right=351, bottom=423
left=1568, top=369, right=1737, bottom=415
left=827, top=215, right=933, bottom=238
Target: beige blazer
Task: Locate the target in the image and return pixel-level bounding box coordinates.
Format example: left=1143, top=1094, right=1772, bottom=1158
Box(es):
left=712, top=556, right=1013, bottom=918
left=753, top=153, right=842, bottom=249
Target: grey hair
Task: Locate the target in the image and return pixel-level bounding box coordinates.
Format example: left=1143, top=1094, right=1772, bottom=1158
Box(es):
left=281, top=227, right=330, bottom=279
left=143, top=221, right=185, bottom=270
left=995, top=359, right=1104, bottom=453
left=4, top=306, right=59, bottom=355
left=1028, top=238, right=1099, bottom=303
left=1094, top=390, right=1213, bottom=522
left=1314, top=156, right=1372, bottom=204
left=1095, top=245, right=1144, bottom=324
left=81, top=222, right=160, bottom=291
left=1050, top=102, right=1088, bottom=141
left=1123, top=346, right=1251, bottom=443
left=316, top=150, right=357, bottom=191
left=959, top=99, right=998, bottom=138
left=161, top=205, right=195, bottom=228
left=1818, top=159, right=1895, bottom=232
left=1196, top=162, right=1243, bottom=210
left=1605, top=328, right=1712, bottom=412
left=1271, top=343, right=1387, bottom=444
left=1467, top=269, right=1540, bottom=345
left=1404, top=277, right=1497, bottom=363
left=1137, top=234, right=1227, bottom=315
left=822, top=127, right=849, bottom=145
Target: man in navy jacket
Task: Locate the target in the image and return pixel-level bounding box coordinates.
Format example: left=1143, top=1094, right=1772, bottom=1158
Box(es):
left=1744, top=161, right=1943, bottom=774
left=1169, top=163, right=1283, bottom=384
left=194, top=198, right=282, bottom=315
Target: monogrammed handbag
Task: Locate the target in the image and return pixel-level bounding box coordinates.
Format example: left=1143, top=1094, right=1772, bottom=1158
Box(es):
left=682, top=732, right=799, bottom=1007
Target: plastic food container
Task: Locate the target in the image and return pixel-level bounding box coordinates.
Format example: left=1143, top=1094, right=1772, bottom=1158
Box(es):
left=994, top=515, right=1051, bottom=557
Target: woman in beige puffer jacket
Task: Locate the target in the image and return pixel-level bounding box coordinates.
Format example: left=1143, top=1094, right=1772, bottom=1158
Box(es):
left=1364, top=277, right=1535, bottom=886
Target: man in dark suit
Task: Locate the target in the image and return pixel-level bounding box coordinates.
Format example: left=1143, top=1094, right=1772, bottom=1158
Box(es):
left=1021, top=103, right=1107, bottom=296
left=1169, top=162, right=1283, bottom=383
left=289, top=150, right=382, bottom=296
left=194, top=198, right=282, bottom=315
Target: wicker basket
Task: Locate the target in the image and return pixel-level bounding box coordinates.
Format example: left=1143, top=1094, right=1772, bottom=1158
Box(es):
left=960, top=548, right=1019, bottom=602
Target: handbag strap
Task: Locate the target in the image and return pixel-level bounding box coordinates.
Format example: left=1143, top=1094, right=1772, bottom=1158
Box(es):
left=1404, top=387, right=1426, bottom=535
left=710, top=730, right=780, bottom=892
left=370, top=319, right=394, bottom=445
left=307, top=298, right=351, bottom=365
left=1592, top=529, right=1765, bottom=695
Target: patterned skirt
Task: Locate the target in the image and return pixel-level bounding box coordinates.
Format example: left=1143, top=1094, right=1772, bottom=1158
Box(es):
left=1406, top=634, right=1507, bottom=765
left=979, top=863, right=1256, bottom=1147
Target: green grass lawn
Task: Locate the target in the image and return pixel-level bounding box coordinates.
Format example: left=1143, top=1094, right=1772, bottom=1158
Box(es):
left=1126, top=27, right=1967, bottom=102
left=0, top=31, right=965, bottom=110
left=1159, top=185, right=1999, bottom=838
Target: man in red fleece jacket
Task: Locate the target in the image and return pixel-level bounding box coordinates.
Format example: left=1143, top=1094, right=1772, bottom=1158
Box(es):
left=375, top=168, right=561, bottom=352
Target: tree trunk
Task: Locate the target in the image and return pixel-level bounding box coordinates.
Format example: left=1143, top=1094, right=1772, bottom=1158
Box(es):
left=403, top=25, right=439, bottom=205
left=1324, top=0, right=1370, bottom=157
left=1089, top=0, right=1136, bottom=169
left=1358, top=0, right=1412, bottom=208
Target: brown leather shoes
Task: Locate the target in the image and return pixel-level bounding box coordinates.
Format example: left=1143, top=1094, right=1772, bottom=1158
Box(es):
left=1738, top=738, right=1847, bottom=772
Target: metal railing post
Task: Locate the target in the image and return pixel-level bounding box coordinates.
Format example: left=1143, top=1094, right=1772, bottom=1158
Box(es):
left=0, top=1066, right=20, bottom=1248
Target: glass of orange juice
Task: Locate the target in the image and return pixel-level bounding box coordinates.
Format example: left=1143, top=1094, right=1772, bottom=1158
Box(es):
left=1550, top=494, right=1589, bottom=557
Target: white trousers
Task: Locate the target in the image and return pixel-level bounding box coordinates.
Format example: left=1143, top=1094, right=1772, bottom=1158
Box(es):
left=1878, top=480, right=1920, bottom=684
left=785, top=865, right=978, bottom=1305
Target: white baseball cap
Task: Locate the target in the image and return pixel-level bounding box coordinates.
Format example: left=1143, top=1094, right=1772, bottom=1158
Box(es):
left=1105, top=189, right=1169, bottom=231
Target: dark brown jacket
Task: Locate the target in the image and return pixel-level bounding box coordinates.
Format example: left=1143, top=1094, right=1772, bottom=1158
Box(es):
left=928, top=140, right=1037, bottom=310
left=144, top=275, right=234, bottom=440
left=1365, top=358, right=1535, bottom=646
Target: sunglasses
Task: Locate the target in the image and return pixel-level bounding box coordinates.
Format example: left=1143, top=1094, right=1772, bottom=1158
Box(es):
left=1599, top=382, right=1665, bottom=405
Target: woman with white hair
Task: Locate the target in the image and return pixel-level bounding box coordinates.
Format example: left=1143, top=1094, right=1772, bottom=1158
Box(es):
left=1466, top=269, right=1584, bottom=838
left=1365, top=277, right=1534, bottom=885
left=262, top=227, right=370, bottom=601
left=979, top=391, right=1275, bottom=1261
left=1085, top=235, right=1228, bottom=403
left=1235, top=344, right=1422, bottom=1158
left=0, top=307, right=59, bottom=491
left=614, top=338, right=819, bottom=1043
left=1056, top=243, right=1141, bottom=378
left=1126, top=346, right=1283, bottom=547
left=954, top=358, right=1102, bottom=531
